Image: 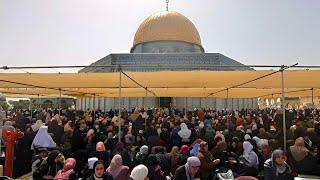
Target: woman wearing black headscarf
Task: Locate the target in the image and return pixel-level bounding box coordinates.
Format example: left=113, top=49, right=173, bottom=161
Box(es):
left=86, top=160, right=113, bottom=180
left=145, top=154, right=165, bottom=180
left=48, top=119, right=64, bottom=145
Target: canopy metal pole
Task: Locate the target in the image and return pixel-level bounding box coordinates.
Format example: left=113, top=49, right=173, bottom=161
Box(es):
left=30, top=98, right=33, bottom=119
left=185, top=97, right=187, bottom=115
left=38, top=94, right=40, bottom=109
left=59, top=88, right=61, bottom=116
left=74, top=98, right=77, bottom=111
left=226, top=88, right=229, bottom=111
left=145, top=88, right=148, bottom=129
left=2, top=64, right=320, bottom=70
left=118, top=68, right=122, bottom=142
left=280, top=66, right=286, bottom=150
left=93, top=94, right=96, bottom=120
left=311, top=88, right=314, bottom=106
left=205, top=97, right=208, bottom=110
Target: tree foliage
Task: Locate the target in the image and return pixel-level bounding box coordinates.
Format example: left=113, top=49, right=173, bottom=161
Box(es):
left=8, top=100, right=30, bottom=110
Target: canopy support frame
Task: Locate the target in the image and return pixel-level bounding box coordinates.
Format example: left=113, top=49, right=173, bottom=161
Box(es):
left=118, top=67, right=122, bottom=143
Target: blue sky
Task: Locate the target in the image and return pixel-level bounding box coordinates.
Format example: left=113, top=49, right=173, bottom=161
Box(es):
left=0, top=0, right=319, bottom=72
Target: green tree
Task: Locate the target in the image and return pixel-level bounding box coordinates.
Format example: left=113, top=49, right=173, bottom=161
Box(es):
left=0, top=101, right=9, bottom=111
left=8, top=100, right=31, bottom=110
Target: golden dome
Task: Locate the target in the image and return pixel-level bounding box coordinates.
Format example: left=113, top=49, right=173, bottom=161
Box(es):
left=133, top=11, right=202, bottom=47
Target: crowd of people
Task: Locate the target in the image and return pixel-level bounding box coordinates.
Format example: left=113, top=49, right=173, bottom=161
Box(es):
left=1, top=106, right=320, bottom=180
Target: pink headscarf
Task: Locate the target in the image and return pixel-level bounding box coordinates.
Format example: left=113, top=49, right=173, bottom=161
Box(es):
left=106, top=154, right=128, bottom=178
left=54, top=158, right=76, bottom=180
left=290, top=137, right=309, bottom=162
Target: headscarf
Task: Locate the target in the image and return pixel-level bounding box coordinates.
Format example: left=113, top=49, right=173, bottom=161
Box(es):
left=171, top=146, right=179, bottom=158
left=64, top=122, right=73, bottom=133
left=107, top=132, right=114, bottom=139
left=289, top=137, right=309, bottom=162
left=199, top=141, right=208, bottom=152
left=125, top=133, right=134, bottom=145
left=214, top=131, right=226, bottom=142
left=130, top=164, right=148, bottom=180
left=129, top=108, right=140, bottom=122
left=93, top=160, right=105, bottom=178
left=180, top=145, right=189, bottom=155
left=31, top=126, right=56, bottom=149
left=216, top=141, right=227, bottom=152
left=140, top=145, right=149, bottom=155
left=88, top=157, right=98, bottom=169
left=257, top=139, right=269, bottom=150
left=184, top=157, right=201, bottom=180
left=31, top=120, right=44, bottom=132
left=86, top=129, right=95, bottom=138
left=145, top=154, right=160, bottom=166
left=244, top=134, right=251, bottom=141
left=96, top=142, right=106, bottom=152
left=205, top=125, right=215, bottom=141
left=106, top=154, right=125, bottom=178
left=198, top=121, right=204, bottom=129
left=198, top=109, right=205, bottom=122
left=271, top=149, right=291, bottom=176
left=3, top=121, right=14, bottom=131
left=53, top=114, right=62, bottom=125
left=47, top=150, right=61, bottom=164
left=246, top=128, right=253, bottom=135
left=191, top=139, right=203, bottom=148
left=54, top=158, right=76, bottom=180
left=243, top=141, right=259, bottom=167
left=178, top=123, right=191, bottom=141
left=190, top=143, right=200, bottom=156
left=252, top=136, right=261, bottom=144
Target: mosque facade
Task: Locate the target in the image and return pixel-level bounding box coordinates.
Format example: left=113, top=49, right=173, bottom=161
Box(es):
left=77, top=11, right=258, bottom=111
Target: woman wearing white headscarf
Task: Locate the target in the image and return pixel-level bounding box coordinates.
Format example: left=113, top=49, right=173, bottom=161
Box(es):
left=237, top=141, right=259, bottom=177
left=178, top=123, right=191, bottom=143
left=130, top=164, right=149, bottom=180
left=173, top=156, right=201, bottom=180
left=242, top=141, right=259, bottom=167
left=31, top=126, right=56, bottom=150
